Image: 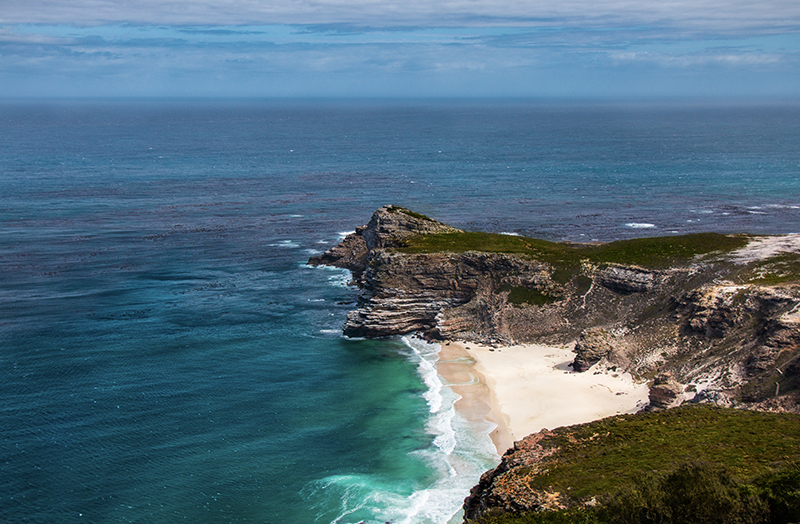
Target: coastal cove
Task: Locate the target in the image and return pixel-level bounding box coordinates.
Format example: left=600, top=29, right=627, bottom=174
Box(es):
left=3, top=101, right=800, bottom=524
left=312, top=204, right=800, bottom=522
left=440, top=341, right=649, bottom=454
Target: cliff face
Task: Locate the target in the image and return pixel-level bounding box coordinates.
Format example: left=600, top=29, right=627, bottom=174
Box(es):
left=312, top=206, right=675, bottom=344
left=311, top=206, right=800, bottom=523
left=310, top=206, right=800, bottom=413
left=310, top=204, right=461, bottom=279
left=341, top=250, right=550, bottom=339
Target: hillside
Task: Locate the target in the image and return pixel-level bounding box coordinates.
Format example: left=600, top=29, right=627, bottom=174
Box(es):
left=310, top=205, right=800, bottom=410
left=464, top=405, right=800, bottom=523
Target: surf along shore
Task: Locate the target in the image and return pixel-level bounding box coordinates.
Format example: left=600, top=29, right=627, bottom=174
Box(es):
left=437, top=340, right=650, bottom=454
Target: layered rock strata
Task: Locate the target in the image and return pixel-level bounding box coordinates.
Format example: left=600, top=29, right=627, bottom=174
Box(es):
left=310, top=206, right=800, bottom=413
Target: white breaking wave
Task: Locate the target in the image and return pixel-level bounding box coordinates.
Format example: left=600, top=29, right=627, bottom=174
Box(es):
left=625, top=222, right=656, bottom=229
left=305, top=264, right=352, bottom=288
left=306, top=336, right=499, bottom=524
left=398, top=336, right=499, bottom=524
left=268, top=239, right=300, bottom=248
left=327, top=272, right=351, bottom=288
left=407, top=337, right=457, bottom=457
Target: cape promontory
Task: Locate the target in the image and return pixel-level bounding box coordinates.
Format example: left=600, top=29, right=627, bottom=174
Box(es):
left=309, top=205, right=800, bottom=522
left=310, top=205, right=800, bottom=411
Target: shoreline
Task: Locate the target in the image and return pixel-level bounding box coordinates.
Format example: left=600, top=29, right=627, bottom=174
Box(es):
left=435, top=341, right=515, bottom=454
left=438, top=340, right=650, bottom=455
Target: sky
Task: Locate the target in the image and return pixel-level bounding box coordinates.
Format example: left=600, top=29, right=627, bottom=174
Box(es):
left=1, top=0, right=799, bottom=98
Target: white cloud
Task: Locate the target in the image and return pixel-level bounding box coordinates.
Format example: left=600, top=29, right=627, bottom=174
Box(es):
left=0, top=26, right=75, bottom=45
left=1, top=0, right=800, bottom=35
left=1, top=0, right=798, bottom=98
left=609, top=50, right=790, bottom=67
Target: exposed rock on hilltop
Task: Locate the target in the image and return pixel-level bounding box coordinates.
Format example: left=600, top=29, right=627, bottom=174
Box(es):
left=311, top=207, right=800, bottom=524
left=309, top=206, right=800, bottom=411
left=309, top=204, right=460, bottom=279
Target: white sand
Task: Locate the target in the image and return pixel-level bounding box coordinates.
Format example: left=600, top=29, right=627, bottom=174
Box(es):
left=444, top=341, right=650, bottom=454
left=728, top=234, right=800, bottom=264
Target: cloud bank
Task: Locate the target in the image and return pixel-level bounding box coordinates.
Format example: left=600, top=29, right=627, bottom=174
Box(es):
left=3, top=0, right=800, bottom=33
left=1, top=0, right=799, bottom=97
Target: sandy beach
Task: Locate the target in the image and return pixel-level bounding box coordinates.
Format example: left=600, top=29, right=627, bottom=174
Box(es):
left=438, top=340, right=650, bottom=454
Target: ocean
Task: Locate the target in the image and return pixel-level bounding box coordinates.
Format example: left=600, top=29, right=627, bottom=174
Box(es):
left=2, top=99, right=800, bottom=524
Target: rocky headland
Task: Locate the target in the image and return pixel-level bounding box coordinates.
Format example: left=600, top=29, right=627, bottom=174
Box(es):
left=309, top=205, right=800, bottom=522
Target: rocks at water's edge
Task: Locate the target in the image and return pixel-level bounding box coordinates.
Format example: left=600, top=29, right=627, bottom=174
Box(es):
left=310, top=206, right=800, bottom=523
left=310, top=206, right=800, bottom=416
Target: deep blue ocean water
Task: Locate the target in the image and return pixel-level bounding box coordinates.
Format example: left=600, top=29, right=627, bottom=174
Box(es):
left=2, top=99, right=800, bottom=524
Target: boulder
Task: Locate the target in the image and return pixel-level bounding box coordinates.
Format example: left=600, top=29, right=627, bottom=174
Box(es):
left=647, top=372, right=685, bottom=411
left=572, top=328, right=616, bottom=372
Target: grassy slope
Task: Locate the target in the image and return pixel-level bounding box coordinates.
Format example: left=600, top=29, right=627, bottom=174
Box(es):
left=389, top=207, right=800, bottom=283
left=737, top=252, right=800, bottom=285
left=528, top=405, right=800, bottom=498
left=474, top=405, right=800, bottom=523
left=396, top=231, right=749, bottom=269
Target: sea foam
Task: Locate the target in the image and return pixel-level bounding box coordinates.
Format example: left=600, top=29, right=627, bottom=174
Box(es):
left=269, top=239, right=301, bottom=248
left=305, top=335, right=498, bottom=524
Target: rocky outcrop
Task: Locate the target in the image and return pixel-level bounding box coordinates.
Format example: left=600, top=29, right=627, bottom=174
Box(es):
left=309, top=205, right=460, bottom=277
left=311, top=206, right=559, bottom=339
left=310, top=206, right=800, bottom=412
left=571, top=328, right=617, bottom=372
left=596, top=264, right=666, bottom=294
left=360, top=205, right=461, bottom=248
left=463, top=430, right=564, bottom=521
left=677, top=284, right=752, bottom=338
left=308, top=227, right=370, bottom=277
left=647, top=372, right=685, bottom=411
left=341, top=250, right=554, bottom=339
left=669, top=283, right=800, bottom=402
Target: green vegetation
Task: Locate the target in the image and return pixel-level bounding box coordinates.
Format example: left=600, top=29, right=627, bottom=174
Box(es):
left=471, top=405, right=800, bottom=524
left=397, top=231, right=749, bottom=269
left=498, top=284, right=559, bottom=306
left=475, top=463, right=800, bottom=524
left=587, top=234, right=748, bottom=268
left=737, top=252, right=800, bottom=285
left=529, top=405, right=800, bottom=497
left=385, top=205, right=436, bottom=222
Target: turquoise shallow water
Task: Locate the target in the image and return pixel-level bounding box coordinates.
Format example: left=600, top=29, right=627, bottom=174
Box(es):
left=2, top=100, right=800, bottom=523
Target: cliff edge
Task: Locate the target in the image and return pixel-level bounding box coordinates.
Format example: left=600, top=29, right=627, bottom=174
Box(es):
left=310, top=206, right=800, bottom=522
left=310, top=206, right=800, bottom=413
